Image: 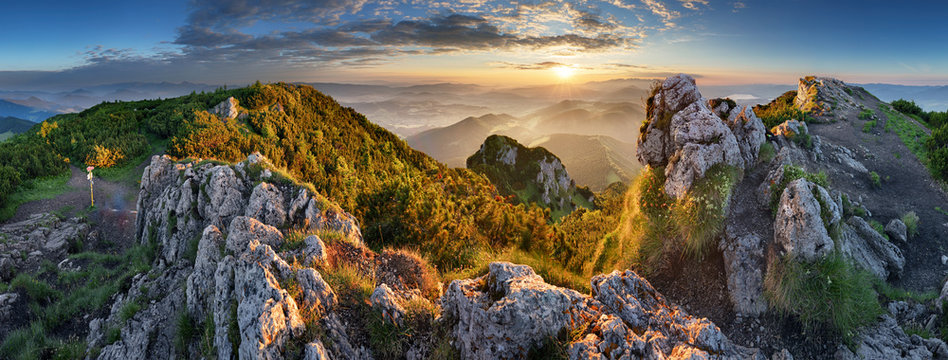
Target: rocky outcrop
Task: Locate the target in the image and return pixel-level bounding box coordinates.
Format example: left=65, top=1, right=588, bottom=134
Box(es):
left=836, top=315, right=948, bottom=360
left=794, top=76, right=864, bottom=118
left=0, top=212, right=88, bottom=279
left=442, top=262, right=761, bottom=359
left=773, top=179, right=836, bottom=261
left=637, top=74, right=765, bottom=199
left=467, top=134, right=590, bottom=215
left=210, top=97, right=240, bottom=120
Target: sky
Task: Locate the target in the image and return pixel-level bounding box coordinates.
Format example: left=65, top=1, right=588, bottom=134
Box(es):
left=1, top=0, right=947, bottom=90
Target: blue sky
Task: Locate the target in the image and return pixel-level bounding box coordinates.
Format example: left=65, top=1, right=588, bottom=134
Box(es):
left=1, top=0, right=946, bottom=90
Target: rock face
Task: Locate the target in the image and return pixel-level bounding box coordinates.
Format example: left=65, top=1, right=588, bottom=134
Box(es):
left=773, top=179, right=836, bottom=261
left=720, top=233, right=767, bottom=316
left=89, top=154, right=370, bottom=359
left=441, top=262, right=761, bottom=359
left=794, top=76, right=864, bottom=117
left=210, top=96, right=240, bottom=120
left=467, top=134, right=590, bottom=215
left=637, top=74, right=765, bottom=199
left=886, top=218, right=908, bottom=244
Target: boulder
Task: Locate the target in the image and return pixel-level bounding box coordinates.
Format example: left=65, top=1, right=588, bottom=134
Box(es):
left=371, top=284, right=406, bottom=325
left=773, top=179, right=834, bottom=261
left=199, top=166, right=246, bottom=229
left=297, top=268, right=336, bottom=316
left=720, top=233, right=767, bottom=316
left=886, top=219, right=908, bottom=244
left=211, top=96, right=239, bottom=120
left=302, top=235, right=328, bottom=268
left=226, top=216, right=284, bottom=255
left=839, top=216, right=905, bottom=279
left=441, top=262, right=599, bottom=359
left=186, top=225, right=225, bottom=320
left=234, top=261, right=305, bottom=359
left=637, top=74, right=764, bottom=199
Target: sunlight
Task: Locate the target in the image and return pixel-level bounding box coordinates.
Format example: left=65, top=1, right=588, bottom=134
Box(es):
left=552, top=65, right=576, bottom=81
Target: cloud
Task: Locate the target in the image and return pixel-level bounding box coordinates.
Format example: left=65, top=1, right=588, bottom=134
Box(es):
left=732, top=1, right=746, bottom=12
left=491, top=61, right=572, bottom=70
left=639, top=0, right=679, bottom=27
left=185, top=0, right=370, bottom=28
left=679, top=0, right=709, bottom=10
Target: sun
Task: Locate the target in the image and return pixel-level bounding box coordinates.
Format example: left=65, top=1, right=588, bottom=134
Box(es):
left=552, top=65, right=576, bottom=81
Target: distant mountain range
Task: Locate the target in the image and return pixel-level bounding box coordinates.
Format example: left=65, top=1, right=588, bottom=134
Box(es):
left=858, top=83, right=948, bottom=111
left=0, top=116, right=35, bottom=141
left=0, top=99, right=58, bottom=122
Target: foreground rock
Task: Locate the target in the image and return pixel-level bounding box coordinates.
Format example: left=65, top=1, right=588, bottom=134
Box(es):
left=0, top=212, right=88, bottom=279
left=443, top=261, right=763, bottom=359
left=836, top=315, right=948, bottom=360
left=637, top=74, right=765, bottom=199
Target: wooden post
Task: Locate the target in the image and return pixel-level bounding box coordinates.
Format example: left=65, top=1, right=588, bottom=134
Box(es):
left=87, top=166, right=95, bottom=208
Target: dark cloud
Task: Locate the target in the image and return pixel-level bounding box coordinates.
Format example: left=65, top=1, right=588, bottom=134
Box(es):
left=186, top=0, right=369, bottom=28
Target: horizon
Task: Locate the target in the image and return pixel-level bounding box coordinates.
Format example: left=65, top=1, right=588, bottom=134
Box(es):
left=2, top=0, right=948, bottom=91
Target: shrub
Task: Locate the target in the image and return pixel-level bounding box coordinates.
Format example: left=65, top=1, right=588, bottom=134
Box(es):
left=868, top=219, right=887, bottom=239
left=85, top=144, right=125, bottom=168
left=869, top=171, right=881, bottom=188
left=11, top=274, right=61, bottom=304
left=902, top=211, right=919, bottom=238
left=753, top=91, right=813, bottom=129
left=858, top=109, right=873, bottom=120
left=764, top=253, right=882, bottom=340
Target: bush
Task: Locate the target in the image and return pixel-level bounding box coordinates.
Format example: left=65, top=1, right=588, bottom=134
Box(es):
left=758, top=142, right=776, bottom=164
left=869, top=171, right=881, bottom=188
left=902, top=211, right=919, bottom=238
left=85, top=144, right=125, bottom=168
left=753, top=91, right=813, bottom=129
left=764, top=253, right=883, bottom=340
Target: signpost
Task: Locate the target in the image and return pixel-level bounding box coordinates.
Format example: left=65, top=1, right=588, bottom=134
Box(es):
left=87, top=166, right=94, bottom=208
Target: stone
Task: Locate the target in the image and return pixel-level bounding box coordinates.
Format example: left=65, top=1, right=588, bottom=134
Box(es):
left=245, top=182, right=287, bottom=228
left=302, top=235, right=328, bottom=268
left=835, top=315, right=947, bottom=360
left=297, top=268, right=336, bottom=316
left=234, top=261, right=305, bottom=359
left=886, top=218, right=908, bottom=244
left=0, top=292, right=18, bottom=318
left=637, top=74, right=764, bottom=199
left=773, top=179, right=834, bottom=261
left=226, top=216, right=284, bottom=255
left=371, top=283, right=406, bottom=325
left=199, top=166, right=246, bottom=229
left=771, top=119, right=808, bottom=139
left=839, top=216, right=905, bottom=279
left=186, top=225, right=225, bottom=320
left=720, top=233, right=767, bottom=316
left=304, top=340, right=331, bottom=360
left=210, top=96, right=239, bottom=120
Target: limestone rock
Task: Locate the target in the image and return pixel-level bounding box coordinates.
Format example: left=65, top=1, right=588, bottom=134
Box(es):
left=0, top=292, right=18, bottom=318
left=186, top=225, right=225, bottom=320
left=637, top=74, right=764, bottom=199
left=199, top=166, right=246, bottom=229
left=302, top=235, right=328, bottom=268
left=886, top=218, right=908, bottom=244
left=245, top=182, right=287, bottom=228
left=774, top=179, right=834, bottom=261
left=297, top=268, right=336, bottom=316
left=304, top=340, right=331, bottom=360
left=835, top=315, right=948, bottom=360
left=442, top=262, right=599, bottom=359
left=720, top=233, right=767, bottom=316
left=839, top=216, right=904, bottom=279
left=211, top=96, right=239, bottom=120
left=226, top=216, right=284, bottom=255
left=234, top=261, right=305, bottom=359
left=371, top=283, right=406, bottom=325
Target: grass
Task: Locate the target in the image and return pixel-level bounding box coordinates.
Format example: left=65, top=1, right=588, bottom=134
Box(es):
left=758, top=142, right=777, bottom=164
left=874, top=279, right=938, bottom=303
left=671, top=164, right=742, bottom=258
left=858, top=109, right=874, bottom=120
left=764, top=253, right=883, bottom=341
left=878, top=103, right=930, bottom=164
left=0, top=236, right=158, bottom=359
left=902, top=211, right=919, bottom=238
left=936, top=206, right=948, bottom=217
left=869, top=171, right=881, bottom=188
left=175, top=310, right=196, bottom=356
left=0, top=172, right=71, bottom=222
left=769, top=164, right=829, bottom=215
left=868, top=219, right=888, bottom=240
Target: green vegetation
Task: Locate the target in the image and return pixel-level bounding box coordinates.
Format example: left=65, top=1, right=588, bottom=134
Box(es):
left=891, top=99, right=947, bottom=129
left=858, top=108, right=873, bottom=120
left=764, top=253, right=883, bottom=341
left=758, top=142, right=776, bottom=164
left=868, top=219, right=888, bottom=240
left=0, top=235, right=157, bottom=359
left=928, top=121, right=948, bottom=182
left=0, top=172, right=71, bottom=222
left=672, top=165, right=742, bottom=258
left=753, top=91, right=814, bottom=129
left=769, top=164, right=829, bottom=214
left=902, top=211, right=919, bottom=238
left=869, top=171, right=881, bottom=188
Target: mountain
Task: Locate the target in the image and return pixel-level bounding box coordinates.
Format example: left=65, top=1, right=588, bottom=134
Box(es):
left=858, top=83, right=948, bottom=111
left=0, top=99, right=58, bottom=121
left=526, top=100, right=644, bottom=143
left=466, top=135, right=593, bottom=219
left=0, top=116, right=35, bottom=141
left=529, top=134, right=641, bottom=191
